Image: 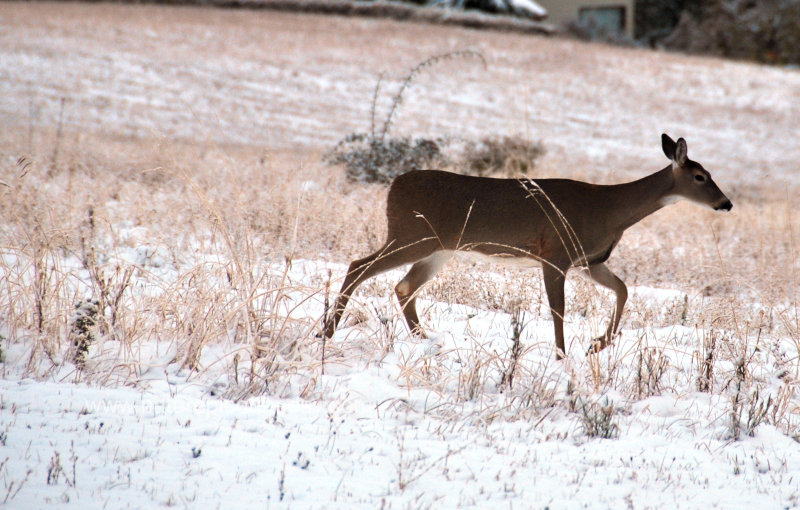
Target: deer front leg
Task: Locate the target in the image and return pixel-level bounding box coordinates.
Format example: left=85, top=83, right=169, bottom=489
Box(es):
left=542, top=264, right=568, bottom=360
left=583, top=262, right=628, bottom=355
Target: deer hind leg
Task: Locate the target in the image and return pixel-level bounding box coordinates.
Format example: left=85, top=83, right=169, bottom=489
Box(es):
left=543, top=263, right=569, bottom=360
left=583, top=262, right=628, bottom=355
left=324, top=240, right=438, bottom=338
left=395, top=251, right=451, bottom=337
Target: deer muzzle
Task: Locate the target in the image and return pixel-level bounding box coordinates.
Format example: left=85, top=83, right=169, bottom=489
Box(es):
left=715, top=199, right=733, bottom=211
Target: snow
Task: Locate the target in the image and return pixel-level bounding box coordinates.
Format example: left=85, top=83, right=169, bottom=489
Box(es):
left=507, top=0, right=548, bottom=19
left=2, top=370, right=798, bottom=508
left=2, top=256, right=800, bottom=508
left=432, top=0, right=548, bottom=19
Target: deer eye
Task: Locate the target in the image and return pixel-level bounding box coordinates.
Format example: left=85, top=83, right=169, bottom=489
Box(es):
left=694, top=174, right=706, bottom=183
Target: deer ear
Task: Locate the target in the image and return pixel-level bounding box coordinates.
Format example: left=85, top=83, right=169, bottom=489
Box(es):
left=674, top=138, right=688, bottom=166
left=661, top=133, right=676, bottom=160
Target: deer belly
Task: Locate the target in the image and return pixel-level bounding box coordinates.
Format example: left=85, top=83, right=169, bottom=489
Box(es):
left=456, top=250, right=543, bottom=269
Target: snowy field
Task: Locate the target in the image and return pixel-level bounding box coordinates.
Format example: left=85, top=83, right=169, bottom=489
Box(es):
left=3, top=256, right=799, bottom=509
left=1, top=3, right=800, bottom=509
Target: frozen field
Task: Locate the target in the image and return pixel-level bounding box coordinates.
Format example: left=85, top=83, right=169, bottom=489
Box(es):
left=1, top=2, right=799, bottom=508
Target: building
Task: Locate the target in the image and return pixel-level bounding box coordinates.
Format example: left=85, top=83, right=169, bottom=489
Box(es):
left=536, top=0, right=636, bottom=38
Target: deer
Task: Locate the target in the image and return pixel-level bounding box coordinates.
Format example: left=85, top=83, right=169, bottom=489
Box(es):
left=323, top=134, right=732, bottom=359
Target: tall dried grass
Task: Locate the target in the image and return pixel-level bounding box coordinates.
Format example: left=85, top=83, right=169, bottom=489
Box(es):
left=0, top=118, right=797, bottom=444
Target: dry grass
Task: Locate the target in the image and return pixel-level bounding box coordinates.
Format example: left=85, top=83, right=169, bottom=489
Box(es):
left=0, top=126, right=383, bottom=388
left=0, top=3, right=798, bottom=437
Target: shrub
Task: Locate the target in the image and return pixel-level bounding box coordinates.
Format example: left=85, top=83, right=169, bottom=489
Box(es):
left=326, top=51, right=547, bottom=184
left=635, top=348, right=669, bottom=398
left=663, top=0, right=800, bottom=65
left=70, top=299, right=99, bottom=369
left=327, top=133, right=546, bottom=184
left=578, top=396, right=620, bottom=439
left=325, top=133, right=448, bottom=184
left=461, top=135, right=545, bottom=177
left=325, top=51, right=484, bottom=184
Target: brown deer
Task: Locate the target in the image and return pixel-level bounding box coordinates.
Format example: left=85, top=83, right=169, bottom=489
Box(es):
left=324, top=134, right=732, bottom=359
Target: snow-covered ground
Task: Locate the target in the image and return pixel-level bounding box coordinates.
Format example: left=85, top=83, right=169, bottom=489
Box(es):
left=2, top=254, right=800, bottom=508
left=4, top=362, right=793, bottom=509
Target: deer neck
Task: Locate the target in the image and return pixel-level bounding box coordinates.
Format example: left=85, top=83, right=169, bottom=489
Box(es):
left=609, top=166, right=675, bottom=232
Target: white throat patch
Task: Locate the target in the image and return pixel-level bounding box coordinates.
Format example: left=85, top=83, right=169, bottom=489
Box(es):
left=659, top=195, right=681, bottom=207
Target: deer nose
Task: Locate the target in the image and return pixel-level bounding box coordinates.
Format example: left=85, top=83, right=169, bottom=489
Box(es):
left=716, top=200, right=733, bottom=211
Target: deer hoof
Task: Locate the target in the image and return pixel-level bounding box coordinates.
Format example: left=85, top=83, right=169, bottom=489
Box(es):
left=410, top=326, right=429, bottom=339
left=586, top=336, right=612, bottom=356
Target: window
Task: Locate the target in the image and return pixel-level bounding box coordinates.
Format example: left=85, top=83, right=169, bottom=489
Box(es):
left=578, top=6, right=626, bottom=37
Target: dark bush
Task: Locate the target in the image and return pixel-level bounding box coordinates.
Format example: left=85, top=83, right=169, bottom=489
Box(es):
left=325, top=133, right=449, bottom=184
left=461, top=135, right=545, bottom=177
left=325, top=51, right=543, bottom=184
left=663, top=0, right=800, bottom=65
left=326, top=133, right=546, bottom=184
left=71, top=299, right=99, bottom=369
left=325, top=51, right=485, bottom=184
